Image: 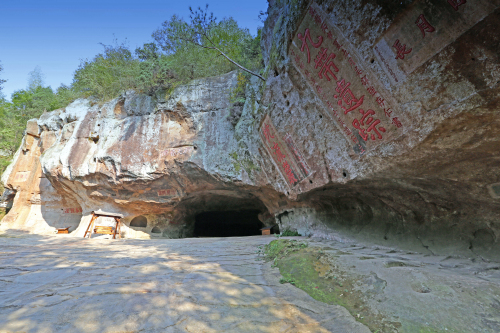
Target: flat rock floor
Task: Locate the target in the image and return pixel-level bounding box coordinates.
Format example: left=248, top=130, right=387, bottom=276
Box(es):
left=0, top=234, right=369, bottom=333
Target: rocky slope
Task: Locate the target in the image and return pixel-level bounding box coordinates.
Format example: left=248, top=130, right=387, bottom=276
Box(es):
left=1, top=0, right=499, bottom=260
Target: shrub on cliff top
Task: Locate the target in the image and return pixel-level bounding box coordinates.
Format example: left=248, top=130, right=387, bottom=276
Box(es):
left=72, top=7, right=263, bottom=100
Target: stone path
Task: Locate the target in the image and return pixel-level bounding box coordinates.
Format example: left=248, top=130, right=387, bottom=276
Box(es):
left=0, top=234, right=369, bottom=333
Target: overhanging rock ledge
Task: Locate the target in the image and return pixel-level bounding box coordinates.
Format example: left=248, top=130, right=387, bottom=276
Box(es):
left=1, top=0, right=499, bottom=261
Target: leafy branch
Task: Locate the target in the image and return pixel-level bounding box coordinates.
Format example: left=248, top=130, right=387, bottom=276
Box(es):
left=178, top=5, right=265, bottom=81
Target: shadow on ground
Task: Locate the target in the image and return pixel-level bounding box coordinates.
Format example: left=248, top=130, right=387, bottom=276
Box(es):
left=0, top=231, right=368, bottom=333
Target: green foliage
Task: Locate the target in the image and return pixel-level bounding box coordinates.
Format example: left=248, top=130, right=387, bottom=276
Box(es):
left=0, top=66, right=78, bottom=176
left=264, top=239, right=308, bottom=261
left=0, top=6, right=264, bottom=177
left=279, top=277, right=296, bottom=284
left=0, top=62, right=6, bottom=94
left=69, top=9, right=263, bottom=101
left=229, top=72, right=248, bottom=104
left=281, top=229, right=301, bottom=237
left=73, top=41, right=141, bottom=100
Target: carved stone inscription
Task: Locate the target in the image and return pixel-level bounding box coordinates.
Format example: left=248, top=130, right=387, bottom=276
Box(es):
left=63, top=207, right=83, bottom=214
left=374, top=0, right=500, bottom=84
left=290, top=3, right=404, bottom=154
left=157, top=189, right=177, bottom=197
left=260, top=115, right=310, bottom=187
left=161, top=146, right=193, bottom=158
left=13, top=171, right=30, bottom=183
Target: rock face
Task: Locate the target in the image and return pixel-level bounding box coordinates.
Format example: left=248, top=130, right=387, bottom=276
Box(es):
left=2, top=0, right=500, bottom=260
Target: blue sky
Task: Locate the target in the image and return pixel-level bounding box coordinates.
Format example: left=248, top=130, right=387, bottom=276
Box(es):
left=0, top=0, right=268, bottom=99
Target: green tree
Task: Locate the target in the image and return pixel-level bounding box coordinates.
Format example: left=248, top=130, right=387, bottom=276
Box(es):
left=152, top=5, right=264, bottom=81
left=0, top=62, right=6, bottom=94
left=73, top=41, right=141, bottom=100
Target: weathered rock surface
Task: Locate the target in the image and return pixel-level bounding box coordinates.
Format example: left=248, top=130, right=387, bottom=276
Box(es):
left=1, top=0, right=500, bottom=260
left=0, top=234, right=371, bottom=333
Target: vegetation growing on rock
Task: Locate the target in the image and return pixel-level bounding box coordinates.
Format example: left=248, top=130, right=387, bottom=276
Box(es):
left=0, top=6, right=263, bottom=176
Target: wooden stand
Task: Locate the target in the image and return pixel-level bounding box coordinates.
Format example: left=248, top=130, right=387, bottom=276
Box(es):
left=260, top=226, right=273, bottom=235
left=84, top=210, right=124, bottom=239
left=57, top=227, right=70, bottom=234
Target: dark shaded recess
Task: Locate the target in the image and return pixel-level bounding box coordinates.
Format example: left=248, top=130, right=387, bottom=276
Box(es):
left=151, top=226, right=162, bottom=233
left=194, top=210, right=264, bottom=237
left=130, top=215, right=147, bottom=228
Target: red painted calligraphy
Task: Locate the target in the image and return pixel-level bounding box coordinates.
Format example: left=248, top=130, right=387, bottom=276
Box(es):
left=282, top=161, right=298, bottom=185
left=271, top=143, right=287, bottom=163
left=158, top=189, right=176, bottom=196
left=263, top=124, right=274, bottom=142
left=448, top=0, right=466, bottom=11
left=297, top=28, right=323, bottom=63
left=314, top=48, right=339, bottom=81
left=376, top=96, right=385, bottom=108
left=392, top=117, right=403, bottom=128
left=332, top=39, right=342, bottom=50
left=360, top=75, right=369, bottom=86
left=393, top=39, right=412, bottom=60
left=353, top=109, right=387, bottom=141
left=320, top=22, right=328, bottom=33
left=415, top=14, right=435, bottom=38
left=367, top=86, right=377, bottom=96
left=334, top=79, right=365, bottom=114
left=64, top=207, right=82, bottom=214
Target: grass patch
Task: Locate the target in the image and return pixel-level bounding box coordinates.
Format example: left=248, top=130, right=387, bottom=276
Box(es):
left=280, top=229, right=301, bottom=236
left=264, top=239, right=401, bottom=332
left=0, top=208, right=7, bottom=221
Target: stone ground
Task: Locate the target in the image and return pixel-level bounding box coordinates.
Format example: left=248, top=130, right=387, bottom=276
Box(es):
left=0, top=232, right=369, bottom=333
left=1, top=232, right=499, bottom=333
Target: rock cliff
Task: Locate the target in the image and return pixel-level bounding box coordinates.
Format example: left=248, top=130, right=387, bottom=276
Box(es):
left=1, top=0, right=500, bottom=260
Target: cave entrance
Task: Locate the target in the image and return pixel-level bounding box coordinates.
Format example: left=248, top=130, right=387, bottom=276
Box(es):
left=193, top=209, right=264, bottom=237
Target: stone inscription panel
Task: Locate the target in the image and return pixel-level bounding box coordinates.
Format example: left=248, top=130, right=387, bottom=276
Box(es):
left=13, top=171, right=30, bottom=183
left=290, top=3, right=404, bottom=154
left=63, top=207, right=82, bottom=214
left=161, top=146, right=193, bottom=158
left=260, top=115, right=311, bottom=187
left=374, top=0, right=500, bottom=84
left=157, top=189, right=177, bottom=197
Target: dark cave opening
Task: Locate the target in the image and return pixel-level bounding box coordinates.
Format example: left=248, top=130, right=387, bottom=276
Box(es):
left=193, top=209, right=264, bottom=237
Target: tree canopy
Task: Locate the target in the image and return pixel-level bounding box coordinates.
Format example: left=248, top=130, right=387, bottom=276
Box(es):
left=0, top=5, right=264, bottom=175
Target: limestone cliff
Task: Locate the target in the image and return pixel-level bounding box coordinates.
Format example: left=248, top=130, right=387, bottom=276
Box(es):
left=1, top=0, right=500, bottom=260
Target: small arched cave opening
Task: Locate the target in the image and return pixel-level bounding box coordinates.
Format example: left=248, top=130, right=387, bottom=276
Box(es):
left=193, top=209, right=264, bottom=237
left=130, top=215, right=148, bottom=228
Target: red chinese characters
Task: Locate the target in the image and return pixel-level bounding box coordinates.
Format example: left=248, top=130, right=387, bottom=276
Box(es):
left=64, top=207, right=83, bottom=214
left=334, top=79, right=365, bottom=114
left=271, top=143, right=286, bottom=163
left=392, top=117, right=403, bottom=128
left=352, top=109, right=387, bottom=141
left=158, top=189, right=177, bottom=196
left=260, top=116, right=303, bottom=186
left=262, top=124, right=275, bottom=142
left=297, top=28, right=323, bottom=63
left=393, top=39, right=412, bottom=60
left=448, top=0, right=466, bottom=11
left=282, top=161, right=298, bottom=185
left=415, top=14, right=435, bottom=38
left=314, top=48, right=339, bottom=81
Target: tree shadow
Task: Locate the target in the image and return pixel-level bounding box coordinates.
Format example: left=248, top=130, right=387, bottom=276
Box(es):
left=0, top=234, right=363, bottom=332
